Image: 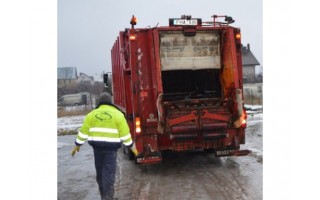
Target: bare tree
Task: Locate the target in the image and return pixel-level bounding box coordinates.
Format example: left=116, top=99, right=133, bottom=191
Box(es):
left=91, top=81, right=105, bottom=98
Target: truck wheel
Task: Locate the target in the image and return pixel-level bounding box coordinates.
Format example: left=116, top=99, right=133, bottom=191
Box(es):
left=122, top=144, right=134, bottom=160
left=204, top=148, right=214, bottom=153
left=128, top=148, right=135, bottom=160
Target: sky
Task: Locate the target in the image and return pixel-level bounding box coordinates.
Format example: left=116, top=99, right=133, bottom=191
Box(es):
left=58, top=0, right=262, bottom=76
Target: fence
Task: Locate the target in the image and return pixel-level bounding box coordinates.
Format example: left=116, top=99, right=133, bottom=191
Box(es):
left=243, top=84, right=263, bottom=105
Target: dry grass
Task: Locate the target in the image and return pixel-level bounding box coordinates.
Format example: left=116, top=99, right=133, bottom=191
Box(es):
left=57, top=129, right=78, bottom=136
left=57, top=105, right=94, bottom=117
left=244, top=97, right=263, bottom=105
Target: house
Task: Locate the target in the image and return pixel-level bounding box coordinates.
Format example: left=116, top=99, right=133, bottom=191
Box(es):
left=93, top=73, right=103, bottom=82
left=57, top=67, right=78, bottom=89
left=77, top=72, right=94, bottom=84
left=241, top=44, right=260, bottom=83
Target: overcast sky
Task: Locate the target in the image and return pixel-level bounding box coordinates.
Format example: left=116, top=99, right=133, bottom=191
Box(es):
left=58, top=0, right=262, bottom=76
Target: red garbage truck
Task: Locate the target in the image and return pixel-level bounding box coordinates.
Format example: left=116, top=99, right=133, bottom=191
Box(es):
left=109, top=15, right=251, bottom=164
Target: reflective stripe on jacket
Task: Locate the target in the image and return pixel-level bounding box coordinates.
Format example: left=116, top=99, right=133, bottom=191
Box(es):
left=75, top=104, right=133, bottom=149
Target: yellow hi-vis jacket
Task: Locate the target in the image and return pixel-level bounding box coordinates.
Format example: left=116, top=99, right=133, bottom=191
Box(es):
left=75, top=104, right=133, bottom=150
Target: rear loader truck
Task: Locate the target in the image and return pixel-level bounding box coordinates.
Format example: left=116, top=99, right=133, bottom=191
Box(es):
left=107, top=15, right=251, bottom=164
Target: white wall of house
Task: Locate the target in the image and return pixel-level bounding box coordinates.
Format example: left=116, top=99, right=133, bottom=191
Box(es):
left=243, top=66, right=256, bottom=83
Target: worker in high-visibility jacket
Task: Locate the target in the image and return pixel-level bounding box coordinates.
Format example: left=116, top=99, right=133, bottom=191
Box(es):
left=71, top=92, right=138, bottom=200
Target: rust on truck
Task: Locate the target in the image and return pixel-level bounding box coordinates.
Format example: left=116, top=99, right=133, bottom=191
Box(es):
left=109, top=15, right=250, bottom=164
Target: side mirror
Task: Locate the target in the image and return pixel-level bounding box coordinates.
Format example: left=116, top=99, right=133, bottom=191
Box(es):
left=103, top=74, right=109, bottom=87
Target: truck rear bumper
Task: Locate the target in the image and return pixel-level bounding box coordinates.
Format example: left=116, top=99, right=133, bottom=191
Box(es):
left=215, top=149, right=251, bottom=157
left=136, top=155, right=162, bottom=164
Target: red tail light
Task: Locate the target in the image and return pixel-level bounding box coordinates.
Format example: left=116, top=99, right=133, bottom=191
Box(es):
left=241, top=111, right=247, bottom=128
left=233, top=110, right=247, bottom=128
left=135, top=117, right=141, bottom=134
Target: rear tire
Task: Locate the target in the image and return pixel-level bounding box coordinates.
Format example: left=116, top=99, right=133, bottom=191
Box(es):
left=203, top=148, right=214, bottom=153
left=122, top=144, right=134, bottom=160
left=128, top=148, right=135, bottom=160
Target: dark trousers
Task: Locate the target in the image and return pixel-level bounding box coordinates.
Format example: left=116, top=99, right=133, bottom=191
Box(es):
left=93, top=148, right=117, bottom=200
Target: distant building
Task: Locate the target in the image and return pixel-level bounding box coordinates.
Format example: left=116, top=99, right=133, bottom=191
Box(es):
left=93, top=73, right=103, bottom=82
left=241, top=44, right=260, bottom=83
left=77, top=72, right=94, bottom=84
left=57, top=67, right=78, bottom=89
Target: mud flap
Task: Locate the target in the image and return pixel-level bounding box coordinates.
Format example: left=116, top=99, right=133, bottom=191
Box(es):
left=214, top=135, right=251, bottom=157
left=229, top=149, right=251, bottom=156
left=135, top=144, right=162, bottom=164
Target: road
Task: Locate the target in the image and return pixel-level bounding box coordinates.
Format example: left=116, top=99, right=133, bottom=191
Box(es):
left=58, top=113, right=262, bottom=200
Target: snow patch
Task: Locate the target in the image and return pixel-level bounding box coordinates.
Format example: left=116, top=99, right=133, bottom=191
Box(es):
left=244, top=104, right=263, bottom=111
left=57, top=115, right=84, bottom=131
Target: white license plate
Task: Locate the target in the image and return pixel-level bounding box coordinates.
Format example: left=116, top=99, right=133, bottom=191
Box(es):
left=173, top=19, right=197, bottom=25
left=216, top=149, right=235, bottom=156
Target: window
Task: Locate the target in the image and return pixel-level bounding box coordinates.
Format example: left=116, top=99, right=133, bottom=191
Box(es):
left=257, top=86, right=262, bottom=93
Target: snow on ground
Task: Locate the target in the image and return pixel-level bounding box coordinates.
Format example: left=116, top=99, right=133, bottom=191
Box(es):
left=245, top=104, right=263, bottom=111
left=57, top=115, right=85, bottom=145
left=57, top=115, right=84, bottom=131
left=243, top=106, right=263, bottom=162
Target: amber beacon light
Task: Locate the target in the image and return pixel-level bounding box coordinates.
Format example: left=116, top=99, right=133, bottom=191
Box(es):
left=130, top=15, right=137, bottom=26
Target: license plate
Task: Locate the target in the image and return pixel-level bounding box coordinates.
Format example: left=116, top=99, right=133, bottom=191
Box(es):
left=215, top=149, right=235, bottom=156
left=173, top=19, right=197, bottom=25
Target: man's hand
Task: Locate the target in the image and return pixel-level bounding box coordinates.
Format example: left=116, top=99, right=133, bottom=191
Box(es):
left=71, top=146, right=80, bottom=156
left=130, top=143, right=139, bottom=156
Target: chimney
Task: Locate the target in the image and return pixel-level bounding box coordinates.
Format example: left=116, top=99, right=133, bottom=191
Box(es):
left=247, top=43, right=250, bottom=51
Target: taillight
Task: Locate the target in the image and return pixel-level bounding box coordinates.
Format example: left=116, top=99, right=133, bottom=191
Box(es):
left=240, top=111, right=247, bottom=128
left=234, top=110, right=247, bottom=128
left=129, top=28, right=136, bottom=40
left=235, top=32, right=241, bottom=40
left=135, top=117, right=141, bottom=134
left=129, top=34, right=136, bottom=40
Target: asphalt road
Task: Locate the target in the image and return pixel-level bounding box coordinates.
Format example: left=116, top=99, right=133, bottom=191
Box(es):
left=58, top=113, right=262, bottom=200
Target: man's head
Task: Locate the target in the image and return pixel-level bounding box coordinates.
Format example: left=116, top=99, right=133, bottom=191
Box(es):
left=98, top=92, right=112, bottom=104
